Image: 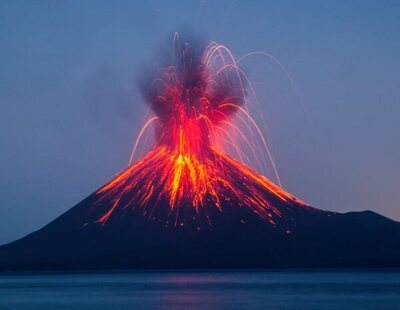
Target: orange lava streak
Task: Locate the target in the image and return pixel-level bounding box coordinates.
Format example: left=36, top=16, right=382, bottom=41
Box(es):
left=96, top=197, right=120, bottom=225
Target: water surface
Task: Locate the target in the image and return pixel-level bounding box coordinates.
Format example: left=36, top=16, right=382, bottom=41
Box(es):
left=0, top=270, right=399, bottom=309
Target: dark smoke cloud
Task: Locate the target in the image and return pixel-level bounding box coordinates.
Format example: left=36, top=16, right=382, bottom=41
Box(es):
left=139, top=32, right=247, bottom=126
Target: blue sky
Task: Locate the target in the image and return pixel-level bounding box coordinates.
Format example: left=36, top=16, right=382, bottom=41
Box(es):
left=1, top=0, right=399, bottom=244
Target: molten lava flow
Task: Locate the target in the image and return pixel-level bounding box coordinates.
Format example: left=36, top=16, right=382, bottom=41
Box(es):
left=94, top=144, right=308, bottom=228
left=92, top=35, right=311, bottom=228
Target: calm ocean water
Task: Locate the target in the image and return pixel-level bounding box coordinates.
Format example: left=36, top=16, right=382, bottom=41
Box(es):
left=0, top=270, right=399, bottom=309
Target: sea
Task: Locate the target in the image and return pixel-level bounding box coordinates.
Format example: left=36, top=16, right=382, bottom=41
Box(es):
left=0, top=270, right=399, bottom=309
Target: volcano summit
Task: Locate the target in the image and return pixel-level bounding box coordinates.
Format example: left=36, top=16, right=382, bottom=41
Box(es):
left=1, top=36, right=399, bottom=270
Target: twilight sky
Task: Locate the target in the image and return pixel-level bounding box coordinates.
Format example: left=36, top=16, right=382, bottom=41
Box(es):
left=1, top=0, right=399, bottom=245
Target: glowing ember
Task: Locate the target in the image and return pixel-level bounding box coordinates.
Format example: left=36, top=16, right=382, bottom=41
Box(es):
left=93, top=34, right=310, bottom=228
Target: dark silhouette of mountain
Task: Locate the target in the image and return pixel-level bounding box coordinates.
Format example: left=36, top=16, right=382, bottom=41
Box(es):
left=0, top=153, right=399, bottom=271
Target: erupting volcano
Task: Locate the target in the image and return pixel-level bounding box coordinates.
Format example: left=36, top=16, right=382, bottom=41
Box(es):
left=91, top=36, right=312, bottom=230
left=1, top=35, right=400, bottom=270
left=88, top=36, right=313, bottom=231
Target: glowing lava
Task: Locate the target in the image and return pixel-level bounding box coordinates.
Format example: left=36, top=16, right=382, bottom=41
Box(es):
left=93, top=34, right=311, bottom=228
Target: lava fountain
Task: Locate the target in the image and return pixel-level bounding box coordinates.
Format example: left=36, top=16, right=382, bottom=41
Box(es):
left=92, top=34, right=312, bottom=229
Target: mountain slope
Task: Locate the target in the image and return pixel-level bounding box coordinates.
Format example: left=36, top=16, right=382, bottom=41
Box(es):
left=0, top=150, right=399, bottom=270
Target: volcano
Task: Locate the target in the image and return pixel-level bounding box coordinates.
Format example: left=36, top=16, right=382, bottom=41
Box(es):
left=1, top=36, right=399, bottom=270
